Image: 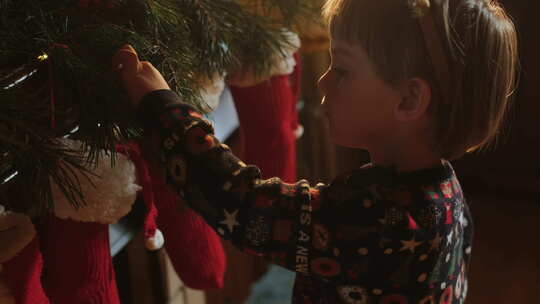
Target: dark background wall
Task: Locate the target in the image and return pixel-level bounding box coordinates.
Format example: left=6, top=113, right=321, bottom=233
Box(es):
left=454, top=2, right=540, bottom=303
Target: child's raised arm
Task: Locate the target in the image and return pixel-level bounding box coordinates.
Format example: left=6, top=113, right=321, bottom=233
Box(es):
left=113, top=46, right=439, bottom=284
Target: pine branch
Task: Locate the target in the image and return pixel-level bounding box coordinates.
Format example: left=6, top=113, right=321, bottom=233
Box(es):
left=0, top=0, right=319, bottom=216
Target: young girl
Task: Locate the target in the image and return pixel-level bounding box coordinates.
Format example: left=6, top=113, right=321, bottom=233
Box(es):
left=113, top=0, right=518, bottom=302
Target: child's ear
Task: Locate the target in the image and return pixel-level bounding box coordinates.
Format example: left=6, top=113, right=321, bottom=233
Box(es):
left=394, top=77, right=432, bottom=122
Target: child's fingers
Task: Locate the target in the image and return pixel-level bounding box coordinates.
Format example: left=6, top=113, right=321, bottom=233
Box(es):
left=112, top=44, right=141, bottom=74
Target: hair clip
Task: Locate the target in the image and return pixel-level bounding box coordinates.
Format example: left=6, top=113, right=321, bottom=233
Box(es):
left=407, top=0, right=431, bottom=18
left=411, top=0, right=453, bottom=105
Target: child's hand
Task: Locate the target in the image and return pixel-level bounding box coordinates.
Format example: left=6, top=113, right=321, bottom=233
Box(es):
left=0, top=206, right=36, bottom=263
left=112, top=45, right=170, bottom=107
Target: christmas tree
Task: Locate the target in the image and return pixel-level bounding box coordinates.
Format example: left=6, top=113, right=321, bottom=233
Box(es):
left=0, top=0, right=320, bottom=216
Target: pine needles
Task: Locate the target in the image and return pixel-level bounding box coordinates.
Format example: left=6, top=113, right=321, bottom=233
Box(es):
left=0, top=0, right=318, bottom=216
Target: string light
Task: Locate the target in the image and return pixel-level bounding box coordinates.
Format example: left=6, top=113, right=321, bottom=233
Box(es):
left=37, top=53, right=49, bottom=61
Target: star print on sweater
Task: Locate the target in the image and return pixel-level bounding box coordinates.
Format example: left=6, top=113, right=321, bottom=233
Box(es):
left=220, top=209, right=240, bottom=233
left=138, top=90, right=474, bottom=304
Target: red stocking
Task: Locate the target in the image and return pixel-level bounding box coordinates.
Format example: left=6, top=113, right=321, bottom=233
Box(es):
left=153, top=182, right=226, bottom=290
left=230, top=55, right=301, bottom=182
left=40, top=217, right=120, bottom=304
left=121, top=142, right=226, bottom=290
left=3, top=237, right=49, bottom=304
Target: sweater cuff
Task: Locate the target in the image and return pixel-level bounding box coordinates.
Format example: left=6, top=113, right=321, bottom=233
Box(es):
left=137, top=90, right=196, bottom=130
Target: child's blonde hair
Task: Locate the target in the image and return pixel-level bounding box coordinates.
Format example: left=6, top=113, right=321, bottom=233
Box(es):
left=323, top=0, right=519, bottom=159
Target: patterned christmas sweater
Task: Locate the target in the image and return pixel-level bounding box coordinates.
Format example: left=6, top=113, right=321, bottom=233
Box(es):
left=139, top=90, right=474, bottom=304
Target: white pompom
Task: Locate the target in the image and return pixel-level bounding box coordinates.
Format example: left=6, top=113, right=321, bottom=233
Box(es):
left=270, top=30, right=301, bottom=76
left=199, top=73, right=226, bottom=112
left=145, top=229, right=164, bottom=251
left=51, top=139, right=142, bottom=224
left=294, top=124, right=304, bottom=139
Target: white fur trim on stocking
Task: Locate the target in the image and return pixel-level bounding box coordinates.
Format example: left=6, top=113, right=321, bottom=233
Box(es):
left=51, top=139, right=142, bottom=224
left=270, top=30, right=301, bottom=76
left=145, top=229, right=164, bottom=251
left=199, top=73, right=226, bottom=112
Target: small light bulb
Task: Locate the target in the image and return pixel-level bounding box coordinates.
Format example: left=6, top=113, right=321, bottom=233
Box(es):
left=37, top=53, right=49, bottom=61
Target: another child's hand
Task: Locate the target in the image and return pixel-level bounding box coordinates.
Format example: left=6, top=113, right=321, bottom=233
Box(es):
left=112, top=45, right=170, bottom=107
left=0, top=206, right=36, bottom=263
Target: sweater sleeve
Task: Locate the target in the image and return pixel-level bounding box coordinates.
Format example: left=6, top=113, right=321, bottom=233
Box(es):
left=138, top=90, right=432, bottom=284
